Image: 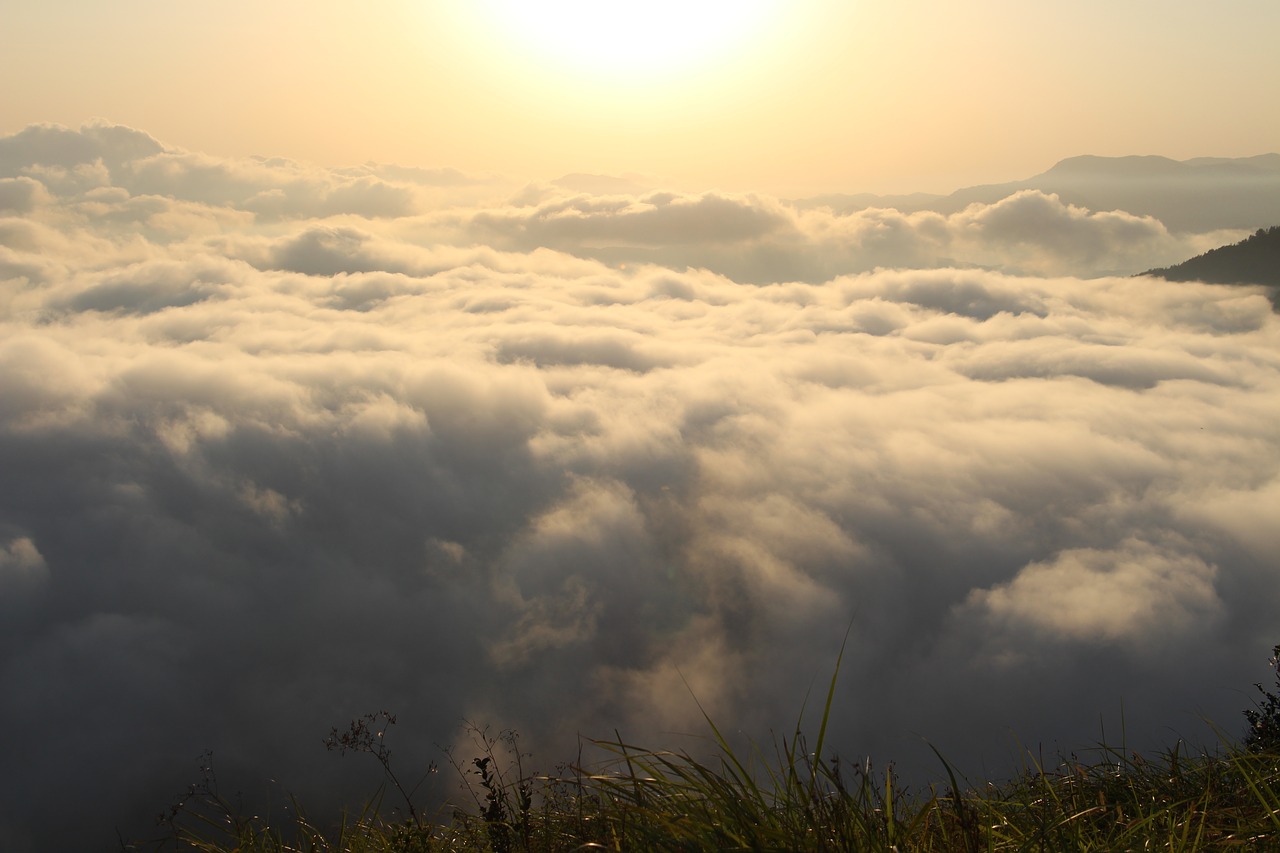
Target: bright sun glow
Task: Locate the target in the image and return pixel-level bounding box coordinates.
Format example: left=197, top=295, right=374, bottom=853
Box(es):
left=477, top=0, right=781, bottom=82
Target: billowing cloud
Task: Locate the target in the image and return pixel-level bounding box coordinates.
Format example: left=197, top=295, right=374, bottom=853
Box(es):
left=0, top=177, right=51, bottom=213
left=474, top=190, right=791, bottom=245
left=0, top=122, right=503, bottom=224
left=463, top=185, right=1238, bottom=280
left=1, top=123, right=1279, bottom=851
left=963, top=538, right=1223, bottom=650
left=0, top=122, right=166, bottom=175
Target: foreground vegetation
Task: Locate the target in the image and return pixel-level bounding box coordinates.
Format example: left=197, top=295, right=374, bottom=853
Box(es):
left=137, top=647, right=1280, bottom=852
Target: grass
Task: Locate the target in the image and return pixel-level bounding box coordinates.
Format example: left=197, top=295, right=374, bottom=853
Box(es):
left=133, top=646, right=1280, bottom=852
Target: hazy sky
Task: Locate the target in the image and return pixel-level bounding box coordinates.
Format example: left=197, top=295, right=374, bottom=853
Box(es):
left=3, top=0, right=1278, bottom=193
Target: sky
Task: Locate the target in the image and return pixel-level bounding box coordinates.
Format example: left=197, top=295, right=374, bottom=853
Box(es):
left=3, top=1, right=1279, bottom=195
left=2, top=3, right=1280, bottom=852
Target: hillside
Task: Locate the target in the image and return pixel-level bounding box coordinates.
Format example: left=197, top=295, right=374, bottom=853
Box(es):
left=1141, top=226, right=1280, bottom=298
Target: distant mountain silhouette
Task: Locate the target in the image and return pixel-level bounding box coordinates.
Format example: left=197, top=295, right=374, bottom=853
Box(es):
left=1141, top=226, right=1280, bottom=287
left=798, top=154, right=1280, bottom=232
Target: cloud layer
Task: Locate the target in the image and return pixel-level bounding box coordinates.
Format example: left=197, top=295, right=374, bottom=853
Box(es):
left=462, top=184, right=1239, bottom=281
left=2, top=123, right=1279, bottom=851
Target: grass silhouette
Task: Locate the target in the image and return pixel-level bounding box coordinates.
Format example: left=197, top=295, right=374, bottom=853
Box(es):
left=135, top=644, right=1280, bottom=851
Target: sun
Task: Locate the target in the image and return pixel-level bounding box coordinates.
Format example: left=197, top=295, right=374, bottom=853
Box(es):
left=475, top=0, right=782, bottom=83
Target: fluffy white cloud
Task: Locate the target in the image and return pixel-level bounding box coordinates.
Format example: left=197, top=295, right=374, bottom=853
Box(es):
left=0, top=177, right=51, bottom=213
left=963, top=538, right=1223, bottom=651
left=0, top=122, right=504, bottom=225
left=1, top=123, right=1278, bottom=851
left=461, top=184, right=1239, bottom=280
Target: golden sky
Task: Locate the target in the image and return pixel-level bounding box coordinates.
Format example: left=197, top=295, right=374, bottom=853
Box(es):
left=4, top=0, right=1278, bottom=193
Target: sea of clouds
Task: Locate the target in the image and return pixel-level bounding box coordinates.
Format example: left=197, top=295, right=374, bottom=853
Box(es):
left=2, top=122, right=1278, bottom=851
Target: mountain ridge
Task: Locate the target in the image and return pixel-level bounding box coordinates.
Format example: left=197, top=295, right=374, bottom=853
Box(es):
left=796, top=153, right=1280, bottom=232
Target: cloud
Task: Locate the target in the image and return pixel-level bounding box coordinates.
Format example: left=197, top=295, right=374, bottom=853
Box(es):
left=0, top=177, right=51, bottom=213
left=0, top=536, right=48, bottom=609
left=962, top=538, right=1223, bottom=652
left=1, top=123, right=1279, bottom=851
left=474, top=190, right=790, bottom=245
left=951, top=189, right=1193, bottom=275
left=463, top=186, right=1238, bottom=281
left=0, top=122, right=166, bottom=176
left=2, top=123, right=1245, bottom=280
left=120, top=151, right=421, bottom=218
left=1, top=123, right=505, bottom=226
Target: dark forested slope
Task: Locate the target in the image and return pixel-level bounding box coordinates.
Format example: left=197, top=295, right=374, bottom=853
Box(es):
left=1142, top=226, right=1280, bottom=286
